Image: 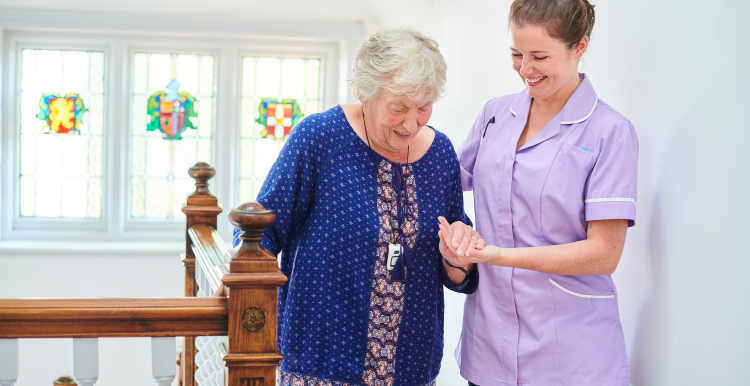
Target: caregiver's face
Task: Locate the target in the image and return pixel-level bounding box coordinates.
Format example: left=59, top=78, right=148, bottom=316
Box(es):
left=367, top=88, right=433, bottom=153
left=509, top=24, right=586, bottom=101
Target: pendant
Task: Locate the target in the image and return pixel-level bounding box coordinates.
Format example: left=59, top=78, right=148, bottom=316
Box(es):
left=387, top=243, right=402, bottom=271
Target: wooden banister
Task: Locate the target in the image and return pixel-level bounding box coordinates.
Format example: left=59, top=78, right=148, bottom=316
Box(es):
left=0, top=298, right=228, bottom=338
left=0, top=162, right=286, bottom=386
left=181, top=162, right=223, bottom=386
left=222, top=202, right=287, bottom=385
left=189, top=224, right=230, bottom=296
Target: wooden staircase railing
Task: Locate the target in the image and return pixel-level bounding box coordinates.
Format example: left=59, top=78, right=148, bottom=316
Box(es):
left=0, top=162, right=287, bottom=386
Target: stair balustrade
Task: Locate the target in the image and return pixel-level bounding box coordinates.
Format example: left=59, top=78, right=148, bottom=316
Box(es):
left=0, top=162, right=287, bottom=386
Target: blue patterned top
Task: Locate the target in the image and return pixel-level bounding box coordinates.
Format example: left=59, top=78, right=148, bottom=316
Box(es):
left=233, top=105, right=478, bottom=385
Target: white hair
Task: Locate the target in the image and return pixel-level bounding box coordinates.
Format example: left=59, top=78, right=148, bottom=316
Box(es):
left=350, top=25, right=447, bottom=104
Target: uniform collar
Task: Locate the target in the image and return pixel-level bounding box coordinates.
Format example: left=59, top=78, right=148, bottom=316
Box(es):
left=509, top=73, right=598, bottom=125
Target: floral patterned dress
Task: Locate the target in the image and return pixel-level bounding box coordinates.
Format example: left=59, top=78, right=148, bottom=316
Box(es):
left=233, top=105, right=478, bottom=386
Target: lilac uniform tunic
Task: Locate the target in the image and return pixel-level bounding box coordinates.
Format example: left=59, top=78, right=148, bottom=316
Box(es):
left=456, top=74, right=638, bottom=386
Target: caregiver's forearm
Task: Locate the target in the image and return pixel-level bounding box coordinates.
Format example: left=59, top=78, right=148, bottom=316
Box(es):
left=483, top=219, right=628, bottom=276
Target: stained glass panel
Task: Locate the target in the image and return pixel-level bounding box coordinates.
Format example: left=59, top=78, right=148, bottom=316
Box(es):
left=238, top=57, right=321, bottom=203
left=130, top=53, right=214, bottom=219
left=19, top=49, right=104, bottom=218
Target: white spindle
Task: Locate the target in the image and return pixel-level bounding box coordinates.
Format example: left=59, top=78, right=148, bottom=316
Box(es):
left=0, top=339, right=19, bottom=386
left=73, top=338, right=99, bottom=386
left=151, top=337, right=176, bottom=386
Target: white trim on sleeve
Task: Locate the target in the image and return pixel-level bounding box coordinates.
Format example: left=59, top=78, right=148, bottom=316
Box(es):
left=460, top=166, right=473, bottom=178
left=584, top=198, right=635, bottom=204
left=549, top=279, right=615, bottom=299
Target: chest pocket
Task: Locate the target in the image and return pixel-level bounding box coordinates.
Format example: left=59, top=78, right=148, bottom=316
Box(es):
left=539, top=142, right=597, bottom=244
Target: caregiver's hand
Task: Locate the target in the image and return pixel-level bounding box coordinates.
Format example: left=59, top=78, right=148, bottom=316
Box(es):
left=437, top=217, right=486, bottom=257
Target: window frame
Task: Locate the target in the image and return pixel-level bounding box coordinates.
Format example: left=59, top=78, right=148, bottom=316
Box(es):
left=0, top=10, right=361, bottom=244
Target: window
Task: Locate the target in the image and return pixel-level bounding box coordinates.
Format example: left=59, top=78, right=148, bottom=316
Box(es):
left=130, top=53, right=214, bottom=219
left=0, top=15, right=357, bottom=244
left=238, top=56, right=321, bottom=203
left=19, top=49, right=105, bottom=219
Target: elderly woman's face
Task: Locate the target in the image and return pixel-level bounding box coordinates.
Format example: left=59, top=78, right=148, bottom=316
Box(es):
left=367, top=88, right=433, bottom=153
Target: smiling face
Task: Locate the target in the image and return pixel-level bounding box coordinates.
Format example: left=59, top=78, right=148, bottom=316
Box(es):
left=363, top=88, right=433, bottom=156
left=509, top=24, right=588, bottom=104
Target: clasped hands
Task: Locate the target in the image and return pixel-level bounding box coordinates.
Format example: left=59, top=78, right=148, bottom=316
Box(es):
left=437, top=216, right=498, bottom=272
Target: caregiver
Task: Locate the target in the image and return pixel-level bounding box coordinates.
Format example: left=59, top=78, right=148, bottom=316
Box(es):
left=438, top=0, right=638, bottom=385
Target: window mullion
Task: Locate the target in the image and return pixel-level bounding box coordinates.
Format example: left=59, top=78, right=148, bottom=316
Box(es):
left=213, top=44, right=239, bottom=242
left=108, top=39, right=127, bottom=238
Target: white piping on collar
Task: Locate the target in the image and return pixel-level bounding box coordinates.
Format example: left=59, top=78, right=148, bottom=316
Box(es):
left=508, top=96, right=597, bottom=124
left=561, top=98, right=599, bottom=124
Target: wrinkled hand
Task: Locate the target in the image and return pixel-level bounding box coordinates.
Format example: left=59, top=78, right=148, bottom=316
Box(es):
left=438, top=228, right=469, bottom=270
left=437, top=217, right=486, bottom=258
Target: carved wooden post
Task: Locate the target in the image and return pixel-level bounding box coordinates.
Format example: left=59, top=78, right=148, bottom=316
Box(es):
left=223, top=203, right=288, bottom=386
left=182, top=162, right=222, bottom=386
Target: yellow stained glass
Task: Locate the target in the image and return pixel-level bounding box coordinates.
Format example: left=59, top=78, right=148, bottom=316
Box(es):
left=18, top=49, right=105, bottom=218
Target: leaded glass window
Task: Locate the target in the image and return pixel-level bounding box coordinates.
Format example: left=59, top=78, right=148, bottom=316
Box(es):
left=19, top=49, right=104, bottom=218
left=130, top=53, right=214, bottom=219
left=238, top=57, right=321, bottom=203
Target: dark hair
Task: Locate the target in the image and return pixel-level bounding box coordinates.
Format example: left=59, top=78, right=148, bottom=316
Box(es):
left=509, top=0, right=595, bottom=49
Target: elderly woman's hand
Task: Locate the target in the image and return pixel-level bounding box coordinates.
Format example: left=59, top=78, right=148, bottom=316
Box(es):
left=437, top=216, right=486, bottom=284
left=437, top=217, right=486, bottom=257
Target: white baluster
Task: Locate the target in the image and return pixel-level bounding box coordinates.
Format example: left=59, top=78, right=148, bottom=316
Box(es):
left=0, top=339, right=19, bottom=386
left=73, top=338, right=99, bottom=386
left=151, top=337, right=176, bottom=386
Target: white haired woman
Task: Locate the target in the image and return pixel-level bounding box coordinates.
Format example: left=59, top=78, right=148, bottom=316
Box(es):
left=233, top=26, right=481, bottom=386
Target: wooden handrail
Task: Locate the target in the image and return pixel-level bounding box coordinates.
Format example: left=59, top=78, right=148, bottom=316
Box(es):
left=189, top=224, right=230, bottom=295
left=0, top=298, right=227, bottom=338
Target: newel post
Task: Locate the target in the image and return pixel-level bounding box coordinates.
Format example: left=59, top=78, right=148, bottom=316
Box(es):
left=182, top=162, right=223, bottom=386
left=223, top=203, right=288, bottom=385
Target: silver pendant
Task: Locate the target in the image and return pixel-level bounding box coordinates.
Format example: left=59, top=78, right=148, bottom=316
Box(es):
left=387, top=243, right=402, bottom=271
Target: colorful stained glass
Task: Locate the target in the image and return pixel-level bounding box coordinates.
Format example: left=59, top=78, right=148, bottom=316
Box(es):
left=131, top=53, right=214, bottom=219
left=256, top=98, right=302, bottom=140
left=19, top=49, right=104, bottom=219
left=238, top=57, right=321, bottom=204
left=146, top=80, right=197, bottom=140
left=37, top=93, right=88, bottom=134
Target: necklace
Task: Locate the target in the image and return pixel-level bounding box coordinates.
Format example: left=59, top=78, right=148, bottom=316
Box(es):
left=362, top=106, right=414, bottom=281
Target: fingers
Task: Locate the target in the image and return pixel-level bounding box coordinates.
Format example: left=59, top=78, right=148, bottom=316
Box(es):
left=451, top=223, right=467, bottom=250
left=456, top=227, right=473, bottom=256
left=438, top=223, right=456, bottom=254
left=467, top=237, right=478, bottom=255
left=439, top=230, right=467, bottom=266
left=438, top=230, right=447, bottom=252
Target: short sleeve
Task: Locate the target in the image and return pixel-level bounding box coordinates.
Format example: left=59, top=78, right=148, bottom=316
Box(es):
left=457, top=101, right=491, bottom=192
left=585, top=120, right=639, bottom=227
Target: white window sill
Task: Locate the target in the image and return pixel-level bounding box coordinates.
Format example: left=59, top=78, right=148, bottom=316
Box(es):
left=0, top=241, right=183, bottom=255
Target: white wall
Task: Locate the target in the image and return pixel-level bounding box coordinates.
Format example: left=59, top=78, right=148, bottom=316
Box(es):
left=2, top=1, right=750, bottom=385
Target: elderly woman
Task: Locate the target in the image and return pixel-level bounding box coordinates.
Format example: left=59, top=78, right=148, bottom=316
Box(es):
left=233, top=26, right=479, bottom=386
